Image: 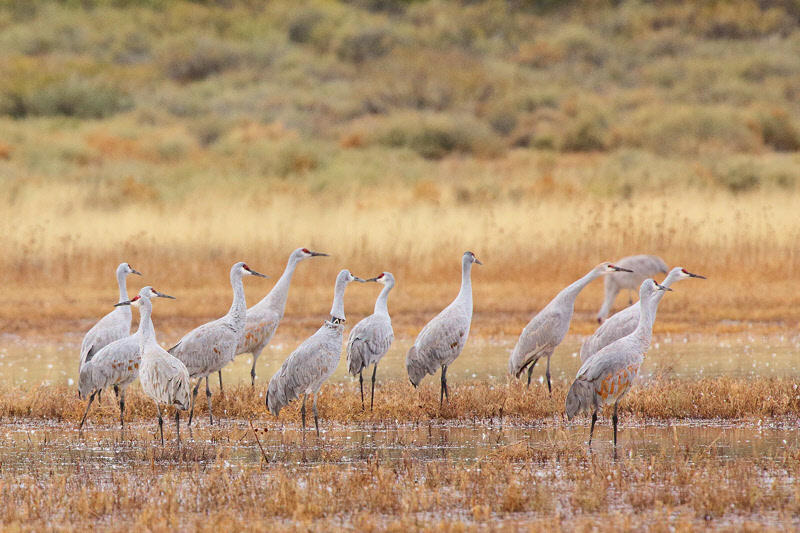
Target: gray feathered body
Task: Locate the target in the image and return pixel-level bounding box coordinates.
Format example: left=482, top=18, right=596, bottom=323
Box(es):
left=347, top=313, right=393, bottom=375
left=79, top=309, right=131, bottom=370
left=406, top=298, right=472, bottom=386
left=78, top=333, right=140, bottom=400
left=267, top=321, right=344, bottom=416
left=580, top=305, right=639, bottom=362
left=169, top=318, right=241, bottom=379
left=140, top=344, right=192, bottom=411
left=567, top=279, right=663, bottom=420
left=508, top=297, right=572, bottom=378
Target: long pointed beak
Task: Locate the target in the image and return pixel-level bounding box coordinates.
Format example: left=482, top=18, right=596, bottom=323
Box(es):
left=656, top=283, right=673, bottom=292
left=248, top=269, right=269, bottom=278
left=114, top=300, right=132, bottom=307
left=310, top=251, right=329, bottom=257
left=353, top=276, right=367, bottom=283
left=613, top=266, right=633, bottom=272
left=131, top=269, right=142, bottom=276
left=366, top=277, right=380, bottom=282
left=474, top=258, right=483, bottom=265
left=687, top=271, right=707, bottom=279
left=156, top=292, right=176, bottom=299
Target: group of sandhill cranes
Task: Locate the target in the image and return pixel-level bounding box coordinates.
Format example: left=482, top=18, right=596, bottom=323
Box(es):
left=77, top=250, right=703, bottom=446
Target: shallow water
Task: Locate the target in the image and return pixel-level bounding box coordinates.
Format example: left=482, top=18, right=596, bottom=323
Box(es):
left=1, top=418, right=797, bottom=475
left=1, top=333, right=798, bottom=388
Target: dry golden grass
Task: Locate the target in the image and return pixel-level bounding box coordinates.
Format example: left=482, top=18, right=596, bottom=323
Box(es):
left=6, top=377, right=800, bottom=425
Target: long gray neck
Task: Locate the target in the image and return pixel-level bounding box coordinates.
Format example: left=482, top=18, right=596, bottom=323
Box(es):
left=330, top=275, right=349, bottom=321
left=374, top=281, right=394, bottom=316
left=558, top=268, right=604, bottom=308
left=116, top=268, right=132, bottom=321
left=263, top=255, right=300, bottom=312
left=661, top=269, right=682, bottom=288
left=456, top=257, right=473, bottom=306
left=227, top=270, right=247, bottom=326
left=137, top=299, right=157, bottom=353
left=633, top=290, right=661, bottom=350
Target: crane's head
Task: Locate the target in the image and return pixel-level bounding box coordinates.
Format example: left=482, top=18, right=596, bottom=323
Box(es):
left=233, top=262, right=268, bottom=279
left=118, top=262, right=142, bottom=277
left=337, top=269, right=366, bottom=285
left=139, top=286, right=176, bottom=300
left=597, top=262, right=633, bottom=275
left=639, top=278, right=673, bottom=300
left=366, top=272, right=395, bottom=285
left=115, top=295, right=142, bottom=308
left=294, top=247, right=330, bottom=261
left=464, top=251, right=482, bottom=265
left=676, top=267, right=706, bottom=281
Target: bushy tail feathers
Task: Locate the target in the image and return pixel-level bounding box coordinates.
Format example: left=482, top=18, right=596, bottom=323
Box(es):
left=565, top=379, right=594, bottom=420
left=405, top=346, right=424, bottom=387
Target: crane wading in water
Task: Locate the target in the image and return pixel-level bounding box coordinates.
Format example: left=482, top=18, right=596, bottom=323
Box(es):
left=508, top=262, right=633, bottom=393
left=566, top=279, right=671, bottom=447
left=169, top=262, right=267, bottom=426
left=233, top=247, right=329, bottom=388
left=581, top=267, right=705, bottom=363
left=267, top=269, right=366, bottom=436
left=78, top=286, right=175, bottom=430
left=597, top=255, right=668, bottom=324
left=406, top=252, right=481, bottom=407
left=116, top=294, right=191, bottom=445
left=79, top=262, right=142, bottom=372
left=347, top=272, right=395, bottom=410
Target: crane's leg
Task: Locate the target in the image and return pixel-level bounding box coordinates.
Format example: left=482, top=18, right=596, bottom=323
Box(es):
left=78, top=391, right=97, bottom=430
left=613, top=401, right=619, bottom=447
left=300, top=393, right=307, bottom=436
left=526, top=359, right=538, bottom=388
left=113, top=384, right=119, bottom=399
left=157, top=404, right=164, bottom=446
left=440, top=365, right=449, bottom=406
left=370, top=365, right=377, bottom=411
left=588, top=410, right=597, bottom=446
left=98, top=389, right=103, bottom=404
left=175, top=409, right=181, bottom=445
left=313, top=393, right=319, bottom=437
left=188, top=379, right=202, bottom=426
left=119, top=388, right=126, bottom=429
left=251, top=349, right=262, bottom=387
left=359, top=370, right=364, bottom=410
left=218, top=371, right=224, bottom=396
left=545, top=356, right=552, bottom=395
left=206, top=376, right=214, bottom=425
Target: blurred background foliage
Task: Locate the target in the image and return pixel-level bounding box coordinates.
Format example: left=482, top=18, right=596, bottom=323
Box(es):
left=0, top=0, right=798, bottom=204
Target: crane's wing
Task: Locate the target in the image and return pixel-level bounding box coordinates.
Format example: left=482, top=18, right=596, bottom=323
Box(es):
left=582, top=303, right=641, bottom=362
left=508, top=308, right=566, bottom=376
left=237, top=310, right=280, bottom=356
left=168, top=319, right=238, bottom=377
left=80, top=309, right=130, bottom=369
left=141, top=350, right=191, bottom=409
left=408, top=308, right=469, bottom=375
left=87, top=335, right=140, bottom=391
left=347, top=315, right=394, bottom=375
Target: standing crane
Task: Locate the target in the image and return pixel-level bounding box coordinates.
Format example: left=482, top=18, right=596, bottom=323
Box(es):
left=232, top=247, right=329, bottom=388
left=347, top=272, right=395, bottom=410
left=169, top=262, right=267, bottom=426
left=79, top=262, right=141, bottom=371
left=78, top=286, right=175, bottom=429
left=116, top=294, right=191, bottom=445
left=581, top=267, right=705, bottom=362
left=566, top=279, right=671, bottom=447
left=596, top=255, right=668, bottom=323
left=267, top=269, right=365, bottom=436
left=406, top=252, right=481, bottom=406
left=508, top=262, right=632, bottom=393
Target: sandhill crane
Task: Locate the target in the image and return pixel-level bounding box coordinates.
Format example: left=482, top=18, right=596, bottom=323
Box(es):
left=347, top=272, right=395, bottom=410
left=597, top=255, right=668, bottom=323
left=116, top=294, right=191, bottom=444
left=79, top=262, right=141, bottom=371
left=581, top=267, right=705, bottom=362
left=508, top=262, right=632, bottom=393
left=406, top=252, right=481, bottom=406
left=267, top=269, right=365, bottom=436
left=232, top=247, right=329, bottom=388
left=169, top=262, right=267, bottom=426
left=566, top=279, right=671, bottom=447
left=78, top=286, right=175, bottom=429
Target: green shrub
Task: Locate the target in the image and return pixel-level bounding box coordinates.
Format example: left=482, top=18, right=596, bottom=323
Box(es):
left=336, top=26, right=395, bottom=63
left=757, top=108, right=800, bottom=151
left=288, top=9, right=324, bottom=44
left=19, top=78, right=132, bottom=119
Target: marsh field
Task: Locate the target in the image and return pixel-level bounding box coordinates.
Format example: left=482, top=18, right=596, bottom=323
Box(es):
left=2, top=0, right=800, bottom=530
